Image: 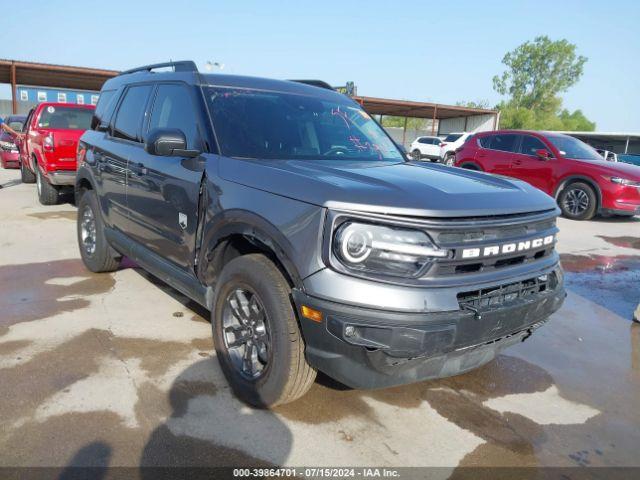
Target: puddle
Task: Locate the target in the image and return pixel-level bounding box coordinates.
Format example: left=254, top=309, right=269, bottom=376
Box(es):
left=598, top=235, right=640, bottom=250
left=560, top=254, right=640, bottom=320
left=0, top=259, right=115, bottom=327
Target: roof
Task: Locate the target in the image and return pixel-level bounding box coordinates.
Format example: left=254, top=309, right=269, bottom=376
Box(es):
left=353, top=96, right=498, bottom=119
left=0, top=59, right=118, bottom=91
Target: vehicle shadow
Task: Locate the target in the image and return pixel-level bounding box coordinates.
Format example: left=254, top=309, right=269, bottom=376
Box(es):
left=57, top=441, right=112, bottom=480
left=138, top=358, right=293, bottom=474
left=0, top=178, right=22, bottom=189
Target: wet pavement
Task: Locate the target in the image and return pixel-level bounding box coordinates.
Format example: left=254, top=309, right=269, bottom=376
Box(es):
left=0, top=168, right=639, bottom=473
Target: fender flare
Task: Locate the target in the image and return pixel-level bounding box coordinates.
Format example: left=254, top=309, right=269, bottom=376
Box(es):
left=553, top=175, right=602, bottom=211
left=198, top=209, right=304, bottom=290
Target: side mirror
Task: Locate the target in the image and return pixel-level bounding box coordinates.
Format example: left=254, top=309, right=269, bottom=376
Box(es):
left=145, top=128, right=199, bottom=157
left=535, top=149, right=551, bottom=160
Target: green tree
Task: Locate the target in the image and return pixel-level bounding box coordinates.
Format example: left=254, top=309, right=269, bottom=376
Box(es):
left=456, top=100, right=491, bottom=110
left=493, top=36, right=587, bottom=111
left=493, top=36, right=595, bottom=131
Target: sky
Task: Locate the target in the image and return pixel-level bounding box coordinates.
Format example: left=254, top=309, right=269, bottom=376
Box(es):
left=1, top=0, right=639, bottom=131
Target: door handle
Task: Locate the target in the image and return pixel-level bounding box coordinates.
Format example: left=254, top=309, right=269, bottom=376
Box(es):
left=513, top=159, right=522, bottom=166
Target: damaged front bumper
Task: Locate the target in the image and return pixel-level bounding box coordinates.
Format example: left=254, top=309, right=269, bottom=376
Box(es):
left=293, top=267, right=565, bottom=389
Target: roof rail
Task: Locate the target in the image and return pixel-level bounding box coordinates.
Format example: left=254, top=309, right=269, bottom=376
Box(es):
left=120, top=60, right=198, bottom=76
left=290, top=79, right=334, bottom=91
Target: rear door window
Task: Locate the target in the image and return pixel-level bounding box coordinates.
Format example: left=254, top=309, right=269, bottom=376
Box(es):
left=489, top=134, right=518, bottom=152
left=147, top=84, right=199, bottom=149
left=112, top=85, right=152, bottom=142
left=444, top=133, right=462, bottom=142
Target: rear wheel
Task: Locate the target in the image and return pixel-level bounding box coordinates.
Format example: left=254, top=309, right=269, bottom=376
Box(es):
left=558, top=182, right=597, bottom=221
left=411, top=149, right=421, bottom=160
left=212, top=254, right=316, bottom=407
left=77, top=190, right=121, bottom=272
left=21, top=159, right=36, bottom=183
left=36, top=166, right=59, bottom=205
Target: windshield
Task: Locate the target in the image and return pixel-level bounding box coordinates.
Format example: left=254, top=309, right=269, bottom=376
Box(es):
left=546, top=135, right=602, bottom=161
left=444, top=133, right=462, bottom=142
left=37, top=107, right=93, bottom=130
left=204, top=87, right=403, bottom=161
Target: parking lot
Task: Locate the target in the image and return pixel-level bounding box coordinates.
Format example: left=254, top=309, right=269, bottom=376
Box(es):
left=1, top=166, right=639, bottom=471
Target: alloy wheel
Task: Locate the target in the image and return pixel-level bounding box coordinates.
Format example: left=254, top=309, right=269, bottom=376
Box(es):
left=563, top=188, right=589, bottom=215
left=222, top=288, right=271, bottom=379
left=80, top=205, right=97, bottom=256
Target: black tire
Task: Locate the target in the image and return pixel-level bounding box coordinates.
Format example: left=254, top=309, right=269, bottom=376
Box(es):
left=558, top=182, right=597, bottom=221
left=36, top=166, right=59, bottom=205
left=444, top=152, right=455, bottom=166
left=21, top=159, right=36, bottom=183
left=411, top=149, right=421, bottom=160
left=77, top=190, right=121, bottom=272
left=212, top=254, right=316, bottom=407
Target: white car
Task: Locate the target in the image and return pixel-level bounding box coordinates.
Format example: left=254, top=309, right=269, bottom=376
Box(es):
left=409, top=136, right=442, bottom=161
left=440, top=132, right=473, bottom=165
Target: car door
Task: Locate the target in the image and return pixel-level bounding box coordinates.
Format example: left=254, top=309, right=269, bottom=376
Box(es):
left=125, top=82, right=205, bottom=270
left=509, top=134, right=555, bottom=194
left=475, top=133, right=518, bottom=175
left=18, top=108, right=34, bottom=166
left=100, top=84, right=153, bottom=231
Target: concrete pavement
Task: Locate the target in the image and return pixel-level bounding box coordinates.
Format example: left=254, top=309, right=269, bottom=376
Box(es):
left=0, top=167, right=639, bottom=472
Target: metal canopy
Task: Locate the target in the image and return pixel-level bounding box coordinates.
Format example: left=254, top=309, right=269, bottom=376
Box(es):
left=353, top=95, right=497, bottom=119
left=0, top=59, right=118, bottom=113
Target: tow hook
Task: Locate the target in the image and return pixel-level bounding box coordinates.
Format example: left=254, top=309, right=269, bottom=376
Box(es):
left=461, top=303, right=482, bottom=321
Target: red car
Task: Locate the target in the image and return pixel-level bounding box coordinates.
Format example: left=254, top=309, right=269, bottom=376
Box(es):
left=454, top=130, right=640, bottom=220
left=18, top=102, right=95, bottom=205
left=0, top=115, right=26, bottom=168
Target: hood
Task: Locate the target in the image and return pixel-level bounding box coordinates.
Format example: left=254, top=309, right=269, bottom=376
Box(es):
left=590, top=160, right=640, bottom=180
left=218, top=158, right=557, bottom=217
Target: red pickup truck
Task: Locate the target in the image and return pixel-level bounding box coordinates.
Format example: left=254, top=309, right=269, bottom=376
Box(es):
left=19, top=102, right=95, bottom=205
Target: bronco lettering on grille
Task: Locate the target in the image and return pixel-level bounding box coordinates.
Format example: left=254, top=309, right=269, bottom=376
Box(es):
left=461, top=235, right=554, bottom=259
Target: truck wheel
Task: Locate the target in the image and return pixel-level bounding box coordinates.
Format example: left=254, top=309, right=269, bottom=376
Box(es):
left=21, top=160, right=36, bottom=184
left=558, top=182, right=597, bottom=221
left=212, top=254, right=316, bottom=407
left=77, top=190, right=121, bottom=272
left=36, top=167, right=59, bottom=205
left=411, top=149, right=421, bottom=160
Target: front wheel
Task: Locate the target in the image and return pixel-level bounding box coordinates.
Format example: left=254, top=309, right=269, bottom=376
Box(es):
left=212, top=254, right=316, bottom=407
left=21, top=159, right=36, bottom=183
left=558, top=182, right=597, bottom=220
left=411, top=149, right=421, bottom=161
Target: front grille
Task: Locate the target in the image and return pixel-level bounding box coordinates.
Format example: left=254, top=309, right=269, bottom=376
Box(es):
left=457, top=272, right=558, bottom=309
left=423, top=213, right=559, bottom=278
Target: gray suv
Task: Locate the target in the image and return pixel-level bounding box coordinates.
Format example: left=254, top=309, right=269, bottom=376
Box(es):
left=76, top=61, right=565, bottom=407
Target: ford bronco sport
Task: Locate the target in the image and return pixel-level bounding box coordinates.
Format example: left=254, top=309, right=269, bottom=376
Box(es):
left=76, top=61, right=565, bottom=407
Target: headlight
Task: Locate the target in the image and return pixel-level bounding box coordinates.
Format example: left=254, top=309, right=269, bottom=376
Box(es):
left=333, top=221, right=448, bottom=277
left=0, top=140, right=16, bottom=151
left=610, top=177, right=640, bottom=188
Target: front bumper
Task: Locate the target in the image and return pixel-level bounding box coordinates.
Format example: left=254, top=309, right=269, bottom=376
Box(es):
left=47, top=170, right=76, bottom=186
left=293, top=267, right=565, bottom=389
